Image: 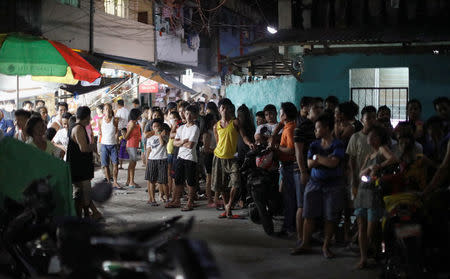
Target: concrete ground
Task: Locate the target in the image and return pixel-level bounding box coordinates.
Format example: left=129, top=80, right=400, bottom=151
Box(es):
left=95, top=161, right=380, bottom=279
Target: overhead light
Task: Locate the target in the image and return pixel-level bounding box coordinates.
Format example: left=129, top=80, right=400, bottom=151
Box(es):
left=267, top=26, right=277, bottom=34
left=193, top=78, right=205, bottom=83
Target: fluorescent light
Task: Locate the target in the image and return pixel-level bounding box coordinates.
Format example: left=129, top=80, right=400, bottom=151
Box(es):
left=267, top=26, right=277, bottom=34
left=193, top=78, right=205, bottom=83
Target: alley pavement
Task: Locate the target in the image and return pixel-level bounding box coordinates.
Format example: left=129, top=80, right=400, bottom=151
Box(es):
left=95, top=161, right=379, bottom=279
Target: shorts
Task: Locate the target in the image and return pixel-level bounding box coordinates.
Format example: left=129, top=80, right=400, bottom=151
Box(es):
left=101, top=144, right=118, bottom=166
left=174, top=158, right=197, bottom=187
left=296, top=180, right=305, bottom=208
left=211, top=156, right=240, bottom=193
left=145, top=159, right=168, bottom=184
left=73, top=180, right=91, bottom=207
left=302, top=178, right=344, bottom=222
left=354, top=208, right=384, bottom=222
left=126, top=147, right=139, bottom=162
left=204, top=153, right=214, bottom=174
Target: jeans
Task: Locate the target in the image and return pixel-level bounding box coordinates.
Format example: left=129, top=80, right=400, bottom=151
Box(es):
left=280, top=163, right=301, bottom=233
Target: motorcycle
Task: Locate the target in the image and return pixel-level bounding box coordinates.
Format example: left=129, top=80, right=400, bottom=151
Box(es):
left=240, top=145, right=283, bottom=236
left=0, top=177, right=220, bottom=279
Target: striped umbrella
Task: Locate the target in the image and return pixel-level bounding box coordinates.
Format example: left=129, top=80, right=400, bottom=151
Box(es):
left=0, top=33, right=101, bottom=107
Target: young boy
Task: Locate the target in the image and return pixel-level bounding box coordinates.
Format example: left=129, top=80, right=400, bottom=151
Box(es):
left=346, top=106, right=377, bottom=199
left=166, top=105, right=201, bottom=211
left=276, top=102, right=299, bottom=237
left=145, top=118, right=169, bottom=206
left=255, top=104, right=278, bottom=145
left=255, top=111, right=266, bottom=126
left=291, top=97, right=323, bottom=253
left=294, top=113, right=345, bottom=259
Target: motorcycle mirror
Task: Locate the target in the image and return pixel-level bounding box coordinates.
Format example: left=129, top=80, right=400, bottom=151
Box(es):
left=90, top=181, right=113, bottom=203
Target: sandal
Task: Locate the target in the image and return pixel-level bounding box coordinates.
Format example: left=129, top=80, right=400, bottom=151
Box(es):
left=147, top=201, right=159, bottom=206
left=181, top=205, right=194, bottom=211
left=165, top=202, right=181, bottom=208
left=218, top=212, right=229, bottom=219
left=228, top=214, right=246, bottom=219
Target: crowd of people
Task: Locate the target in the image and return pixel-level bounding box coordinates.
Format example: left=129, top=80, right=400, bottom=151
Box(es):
left=1, top=94, right=449, bottom=268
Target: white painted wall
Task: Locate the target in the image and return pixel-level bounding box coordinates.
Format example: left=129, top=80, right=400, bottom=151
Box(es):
left=156, top=33, right=198, bottom=67
left=41, top=0, right=155, bottom=62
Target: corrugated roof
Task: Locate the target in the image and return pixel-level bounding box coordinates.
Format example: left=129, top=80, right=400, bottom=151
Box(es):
left=252, top=26, right=450, bottom=46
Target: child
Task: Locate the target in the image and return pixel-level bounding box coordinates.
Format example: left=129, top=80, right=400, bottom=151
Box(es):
left=167, top=111, right=182, bottom=198
left=201, top=113, right=217, bottom=207
left=145, top=118, right=169, bottom=206
left=354, top=125, right=398, bottom=269
left=118, top=128, right=129, bottom=169
left=294, top=113, right=345, bottom=259
left=166, top=105, right=201, bottom=211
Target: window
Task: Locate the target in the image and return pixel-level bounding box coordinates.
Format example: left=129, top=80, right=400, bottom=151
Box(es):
left=350, top=67, right=409, bottom=127
left=104, top=0, right=129, bottom=19
left=57, top=0, right=79, bottom=8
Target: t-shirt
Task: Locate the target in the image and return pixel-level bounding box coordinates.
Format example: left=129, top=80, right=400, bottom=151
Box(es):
left=279, top=121, right=296, bottom=162
left=116, top=107, right=129, bottom=130
left=147, top=134, right=168, bottom=160
left=294, top=118, right=316, bottom=169
left=255, top=123, right=278, bottom=137
left=29, top=140, right=62, bottom=158
left=175, top=123, right=200, bottom=162
left=53, top=128, right=69, bottom=148
left=308, top=139, right=345, bottom=180
left=346, top=131, right=372, bottom=183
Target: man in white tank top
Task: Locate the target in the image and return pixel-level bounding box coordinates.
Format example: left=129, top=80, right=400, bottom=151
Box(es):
left=99, top=103, right=121, bottom=188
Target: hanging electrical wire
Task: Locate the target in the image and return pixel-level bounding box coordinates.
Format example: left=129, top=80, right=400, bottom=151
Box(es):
left=203, top=0, right=227, bottom=12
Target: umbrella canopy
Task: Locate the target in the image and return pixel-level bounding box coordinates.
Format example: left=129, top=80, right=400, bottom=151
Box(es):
left=0, top=33, right=101, bottom=83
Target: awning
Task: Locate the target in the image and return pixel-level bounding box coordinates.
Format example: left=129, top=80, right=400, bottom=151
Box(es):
left=102, top=61, right=197, bottom=94
left=60, top=77, right=126, bottom=95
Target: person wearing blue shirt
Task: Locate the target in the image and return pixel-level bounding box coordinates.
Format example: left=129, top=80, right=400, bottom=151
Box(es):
left=292, top=113, right=345, bottom=259
left=0, top=109, right=15, bottom=137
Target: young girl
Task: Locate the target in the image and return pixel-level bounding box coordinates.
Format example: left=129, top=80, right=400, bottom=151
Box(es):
left=118, top=128, right=129, bottom=169
left=167, top=111, right=182, bottom=199
left=354, top=125, right=399, bottom=269
left=201, top=113, right=217, bottom=207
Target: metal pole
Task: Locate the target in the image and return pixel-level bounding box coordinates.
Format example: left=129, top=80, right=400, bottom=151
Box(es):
left=89, top=0, right=94, bottom=54
left=16, top=75, right=20, bottom=109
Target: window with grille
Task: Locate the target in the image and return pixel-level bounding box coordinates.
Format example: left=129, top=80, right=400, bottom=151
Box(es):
left=104, top=0, right=129, bottom=19
left=350, top=68, right=409, bottom=127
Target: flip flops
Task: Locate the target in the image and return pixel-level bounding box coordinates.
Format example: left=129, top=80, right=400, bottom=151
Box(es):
left=218, top=212, right=228, bottom=218
left=228, top=214, right=246, bottom=219
left=165, top=203, right=181, bottom=208
left=147, top=201, right=159, bottom=206
left=181, top=205, right=194, bottom=211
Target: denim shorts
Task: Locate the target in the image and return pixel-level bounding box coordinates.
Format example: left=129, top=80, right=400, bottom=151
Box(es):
left=354, top=208, right=385, bottom=222
left=302, top=178, right=344, bottom=222
left=126, top=147, right=139, bottom=162
left=101, top=144, right=118, bottom=166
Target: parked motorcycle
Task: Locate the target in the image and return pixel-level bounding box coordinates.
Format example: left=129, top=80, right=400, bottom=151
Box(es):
left=0, top=177, right=220, bottom=279
left=240, top=145, right=283, bottom=236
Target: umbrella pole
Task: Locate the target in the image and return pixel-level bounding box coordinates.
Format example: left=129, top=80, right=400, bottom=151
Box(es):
left=16, top=75, right=20, bottom=109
